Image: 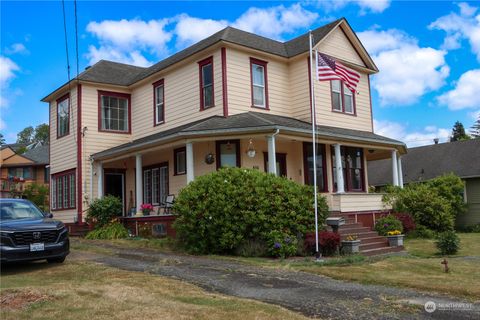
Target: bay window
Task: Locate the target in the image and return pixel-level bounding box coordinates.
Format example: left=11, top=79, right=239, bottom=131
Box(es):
left=98, top=91, right=131, bottom=133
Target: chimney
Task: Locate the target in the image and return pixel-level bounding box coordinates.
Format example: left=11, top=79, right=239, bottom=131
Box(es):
left=434, top=138, right=439, bottom=144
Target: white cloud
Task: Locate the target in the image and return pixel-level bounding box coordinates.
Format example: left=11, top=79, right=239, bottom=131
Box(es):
left=374, top=119, right=450, bottom=147
left=0, top=56, right=20, bottom=109
left=233, top=4, right=318, bottom=40
left=85, top=18, right=172, bottom=66
left=174, top=15, right=228, bottom=48
left=437, top=69, right=480, bottom=110
left=0, top=118, right=5, bottom=131
left=429, top=3, right=480, bottom=61
left=314, top=0, right=391, bottom=14
left=4, top=43, right=29, bottom=55
left=358, top=29, right=449, bottom=106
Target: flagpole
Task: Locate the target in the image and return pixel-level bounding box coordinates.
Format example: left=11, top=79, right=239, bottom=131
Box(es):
left=309, top=31, right=321, bottom=261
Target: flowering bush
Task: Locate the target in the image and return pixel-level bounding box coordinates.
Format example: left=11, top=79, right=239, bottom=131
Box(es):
left=266, top=230, right=297, bottom=258
left=87, top=195, right=123, bottom=228
left=304, top=231, right=341, bottom=256
left=387, top=230, right=402, bottom=236
left=140, top=203, right=154, bottom=215
left=374, top=215, right=403, bottom=236
left=393, top=212, right=416, bottom=233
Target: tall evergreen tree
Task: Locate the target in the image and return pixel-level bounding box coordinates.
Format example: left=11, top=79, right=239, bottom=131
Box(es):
left=470, top=116, right=480, bottom=139
left=450, top=121, right=471, bottom=142
left=0, top=133, right=5, bottom=145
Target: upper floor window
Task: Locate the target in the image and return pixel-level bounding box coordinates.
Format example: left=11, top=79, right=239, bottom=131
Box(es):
left=198, top=56, right=214, bottom=110
left=250, top=58, right=269, bottom=109
left=8, top=167, right=33, bottom=180
left=331, top=80, right=355, bottom=114
left=98, top=91, right=131, bottom=133
left=153, top=79, right=165, bottom=125
left=57, top=94, right=70, bottom=138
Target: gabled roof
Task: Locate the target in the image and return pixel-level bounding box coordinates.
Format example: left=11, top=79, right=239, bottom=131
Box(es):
left=368, top=139, right=480, bottom=186
left=43, top=18, right=377, bottom=101
left=22, top=144, right=49, bottom=165
left=92, top=112, right=405, bottom=160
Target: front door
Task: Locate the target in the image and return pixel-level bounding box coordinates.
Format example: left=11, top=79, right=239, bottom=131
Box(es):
left=105, top=172, right=125, bottom=215
left=264, top=152, right=287, bottom=177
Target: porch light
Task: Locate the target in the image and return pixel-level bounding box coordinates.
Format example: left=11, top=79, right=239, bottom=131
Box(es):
left=246, top=139, right=256, bottom=158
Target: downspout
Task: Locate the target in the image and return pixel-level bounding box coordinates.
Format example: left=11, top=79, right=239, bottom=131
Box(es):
left=89, top=156, right=94, bottom=202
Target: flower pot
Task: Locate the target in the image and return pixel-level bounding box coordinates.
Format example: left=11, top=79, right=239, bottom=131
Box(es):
left=341, top=240, right=360, bottom=254
left=387, top=235, right=404, bottom=247
left=142, top=210, right=151, bottom=216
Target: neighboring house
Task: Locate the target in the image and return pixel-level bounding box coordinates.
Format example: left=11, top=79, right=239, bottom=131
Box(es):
left=42, top=18, right=406, bottom=226
left=0, top=144, right=50, bottom=198
left=368, top=139, right=480, bottom=227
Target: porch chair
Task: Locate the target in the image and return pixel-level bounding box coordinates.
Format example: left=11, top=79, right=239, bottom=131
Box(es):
left=160, top=194, right=175, bottom=215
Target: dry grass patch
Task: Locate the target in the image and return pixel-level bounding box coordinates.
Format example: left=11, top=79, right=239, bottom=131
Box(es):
left=0, top=261, right=308, bottom=320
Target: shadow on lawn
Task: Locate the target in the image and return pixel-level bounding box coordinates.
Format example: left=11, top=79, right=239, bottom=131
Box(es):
left=1, top=260, right=61, bottom=275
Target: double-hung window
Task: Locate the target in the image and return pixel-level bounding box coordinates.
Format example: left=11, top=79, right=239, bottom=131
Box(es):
left=198, top=57, right=214, bottom=110
left=57, top=94, right=70, bottom=138
left=250, top=58, right=268, bottom=109
left=331, top=80, right=355, bottom=114
left=98, top=91, right=131, bottom=133
left=51, top=169, right=76, bottom=210
left=143, top=163, right=169, bottom=205
left=153, top=79, right=165, bottom=125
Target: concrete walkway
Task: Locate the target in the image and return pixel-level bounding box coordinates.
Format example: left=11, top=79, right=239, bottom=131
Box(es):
left=71, top=239, right=480, bottom=320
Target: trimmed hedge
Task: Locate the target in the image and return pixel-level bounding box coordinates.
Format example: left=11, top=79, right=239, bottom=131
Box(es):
left=173, top=167, right=329, bottom=257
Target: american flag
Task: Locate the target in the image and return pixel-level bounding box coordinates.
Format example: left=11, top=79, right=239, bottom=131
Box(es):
left=317, top=52, right=360, bottom=92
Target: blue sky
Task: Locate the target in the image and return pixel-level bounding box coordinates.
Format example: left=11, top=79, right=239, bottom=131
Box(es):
left=1, top=1, right=479, bottom=146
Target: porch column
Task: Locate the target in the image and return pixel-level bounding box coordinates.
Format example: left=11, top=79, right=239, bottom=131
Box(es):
left=267, top=134, right=277, bottom=175
left=397, top=155, right=404, bottom=188
left=334, top=144, right=345, bottom=193
left=186, top=142, right=194, bottom=183
left=135, top=154, right=143, bottom=212
left=391, top=149, right=399, bottom=187
left=97, top=162, right=103, bottom=199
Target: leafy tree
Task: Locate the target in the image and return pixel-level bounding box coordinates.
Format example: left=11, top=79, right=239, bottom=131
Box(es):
left=471, top=116, right=480, bottom=138
left=0, top=133, right=5, bottom=145
left=22, top=183, right=50, bottom=212
left=33, top=123, right=49, bottom=144
left=450, top=121, right=471, bottom=142
left=16, top=126, right=34, bottom=145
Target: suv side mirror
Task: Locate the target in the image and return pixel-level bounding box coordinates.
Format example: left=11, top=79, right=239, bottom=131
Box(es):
left=45, top=213, right=54, bottom=218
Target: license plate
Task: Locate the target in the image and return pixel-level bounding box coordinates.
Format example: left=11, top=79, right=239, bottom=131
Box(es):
left=30, top=243, right=45, bottom=252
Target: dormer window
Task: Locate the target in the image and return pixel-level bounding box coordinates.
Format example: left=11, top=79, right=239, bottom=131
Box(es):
left=198, top=56, right=214, bottom=110
left=250, top=58, right=269, bottom=109
left=331, top=80, right=355, bottom=115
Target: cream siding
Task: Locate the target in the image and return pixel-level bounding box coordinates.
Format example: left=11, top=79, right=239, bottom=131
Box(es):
left=131, top=50, right=224, bottom=140
left=289, top=56, right=311, bottom=122
left=317, top=27, right=366, bottom=67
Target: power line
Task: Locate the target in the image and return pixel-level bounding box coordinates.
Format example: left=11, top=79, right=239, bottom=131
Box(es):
left=61, top=0, right=71, bottom=83
left=74, top=0, right=79, bottom=79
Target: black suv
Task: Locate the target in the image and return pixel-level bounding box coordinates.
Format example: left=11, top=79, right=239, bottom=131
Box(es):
left=1, top=199, right=69, bottom=263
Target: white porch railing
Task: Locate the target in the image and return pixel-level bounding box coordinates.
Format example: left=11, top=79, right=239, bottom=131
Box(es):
left=324, top=193, right=391, bottom=213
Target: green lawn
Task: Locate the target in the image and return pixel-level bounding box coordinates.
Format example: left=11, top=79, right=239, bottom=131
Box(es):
left=0, top=260, right=308, bottom=320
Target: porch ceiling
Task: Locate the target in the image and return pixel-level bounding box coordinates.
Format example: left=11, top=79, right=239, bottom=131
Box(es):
left=91, top=112, right=406, bottom=161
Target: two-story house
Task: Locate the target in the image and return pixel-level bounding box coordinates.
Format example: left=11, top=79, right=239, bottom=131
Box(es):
left=42, top=18, right=406, bottom=227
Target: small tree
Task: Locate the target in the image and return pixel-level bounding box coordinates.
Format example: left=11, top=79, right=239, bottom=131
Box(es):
left=450, top=121, right=470, bottom=142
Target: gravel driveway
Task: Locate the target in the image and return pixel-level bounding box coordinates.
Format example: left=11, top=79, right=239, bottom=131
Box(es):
left=71, top=240, right=479, bottom=320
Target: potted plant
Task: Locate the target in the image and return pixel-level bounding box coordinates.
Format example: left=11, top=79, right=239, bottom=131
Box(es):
left=386, top=230, right=404, bottom=247
left=140, top=203, right=154, bottom=216
left=341, top=234, right=360, bottom=254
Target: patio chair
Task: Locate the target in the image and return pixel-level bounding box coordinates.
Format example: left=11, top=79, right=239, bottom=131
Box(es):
left=160, top=194, right=175, bottom=215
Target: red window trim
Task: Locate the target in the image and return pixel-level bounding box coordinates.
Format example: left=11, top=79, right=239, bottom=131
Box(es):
left=97, top=90, right=132, bottom=134
left=56, top=93, right=70, bottom=139
left=51, top=169, right=76, bottom=212
left=330, top=80, right=357, bottom=116
left=330, top=146, right=365, bottom=192
left=302, top=142, right=328, bottom=193
left=198, top=56, right=214, bottom=111
left=173, top=147, right=186, bottom=176
left=215, top=140, right=241, bottom=169
left=152, top=79, right=165, bottom=126
left=249, top=57, right=269, bottom=110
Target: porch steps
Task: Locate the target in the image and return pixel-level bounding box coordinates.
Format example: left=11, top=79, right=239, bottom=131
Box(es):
left=330, top=214, right=404, bottom=256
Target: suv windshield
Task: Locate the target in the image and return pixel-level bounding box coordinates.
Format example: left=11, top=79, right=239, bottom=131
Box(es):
left=0, top=201, right=45, bottom=221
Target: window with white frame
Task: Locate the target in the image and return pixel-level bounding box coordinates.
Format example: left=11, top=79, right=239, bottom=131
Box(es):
left=99, top=92, right=130, bottom=132
left=51, top=170, right=75, bottom=210
left=174, top=147, right=186, bottom=175
left=57, top=95, right=70, bottom=137
left=143, top=164, right=169, bottom=206
left=198, top=57, right=214, bottom=110
left=154, top=81, right=165, bottom=124
left=331, top=80, right=355, bottom=114
left=250, top=58, right=268, bottom=108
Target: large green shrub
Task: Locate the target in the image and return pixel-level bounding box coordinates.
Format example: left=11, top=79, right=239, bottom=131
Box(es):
left=436, top=231, right=460, bottom=255
left=85, top=222, right=129, bottom=240
left=425, top=174, right=467, bottom=218
left=87, top=196, right=123, bottom=228
left=173, top=167, right=328, bottom=256
left=374, top=215, right=403, bottom=236
left=384, top=184, right=454, bottom=232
